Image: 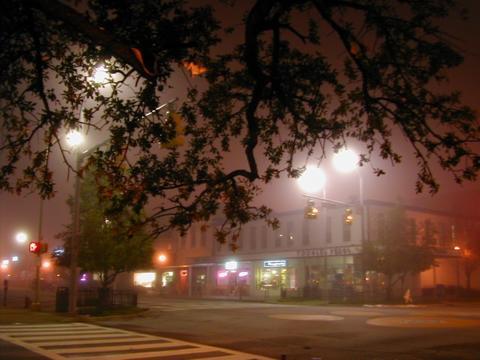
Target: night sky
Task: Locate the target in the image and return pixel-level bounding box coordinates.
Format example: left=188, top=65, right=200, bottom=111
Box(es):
left=1, top=0, right=479, bottom=259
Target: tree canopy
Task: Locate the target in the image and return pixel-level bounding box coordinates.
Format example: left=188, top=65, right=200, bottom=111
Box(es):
left=1, top=0, right=479, bottom=247
left=56, top=169, right=153, bottom=289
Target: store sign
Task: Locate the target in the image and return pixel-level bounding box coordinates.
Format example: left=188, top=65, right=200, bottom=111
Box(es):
left=225, top=261, right=238, bottom=270
left=264, top=260, right=287, bottom=268
left=297, top=246, right=361, bottom=258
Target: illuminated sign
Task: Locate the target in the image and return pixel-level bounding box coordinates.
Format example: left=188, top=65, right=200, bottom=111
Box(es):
left=225, top=261, right=238, bottom=270
left=263, top=260, right=287, bottom=268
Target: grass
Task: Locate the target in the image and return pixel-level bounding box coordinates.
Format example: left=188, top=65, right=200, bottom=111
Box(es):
left=0, top=306, right=149, bottom=325
left=0, top=308, right=75, bottom=325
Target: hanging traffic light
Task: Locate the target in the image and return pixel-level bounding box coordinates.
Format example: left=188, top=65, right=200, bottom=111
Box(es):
left=305, top=199, right=319, bottom=219
left=29, top=242, right=48, bottom=254
left=344, top=208, right=354, bottom=225
left=29, top=242, right=41, bottom=254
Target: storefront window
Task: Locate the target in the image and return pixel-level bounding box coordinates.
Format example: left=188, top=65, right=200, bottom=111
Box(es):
left=134, top=272, right=156, bottom=288
left=258, top=266, right=295, bottom=289
left=161, top=271, right=174, bottom=287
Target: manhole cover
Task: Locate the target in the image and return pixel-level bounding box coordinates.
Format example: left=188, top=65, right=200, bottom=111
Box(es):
left=367, top=316, right=480, bottom=328
left=269, top=314, right=344, bottom=321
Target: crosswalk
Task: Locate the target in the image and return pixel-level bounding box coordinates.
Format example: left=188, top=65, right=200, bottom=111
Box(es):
left=0, top=323, right=273, bottom=360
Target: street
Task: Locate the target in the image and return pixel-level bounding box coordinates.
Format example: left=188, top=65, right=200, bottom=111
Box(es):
left=1, top=294, right=480, bottom=359
left=101, top=294, right=480, bottom=360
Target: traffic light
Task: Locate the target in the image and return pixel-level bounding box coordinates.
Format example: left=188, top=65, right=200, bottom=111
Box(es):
left=305, top=199, right=319, bottom=219
left=29, top=242, right=48, bottom=254
left=29, top=242, right=40, bottom=254
left=344, top=208, right=354, bottom=225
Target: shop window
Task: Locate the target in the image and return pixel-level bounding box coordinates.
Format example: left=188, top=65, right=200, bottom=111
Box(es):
left=261, top=226, right=268, bottom=249
left=258, top=268, right=288, bottom=289
left=160, top=271, right=174, bottom=287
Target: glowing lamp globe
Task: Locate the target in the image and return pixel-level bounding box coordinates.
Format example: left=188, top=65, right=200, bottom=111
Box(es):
left=15, top=231, right=28, bottom=244
left=332, top=149, right=358, bottom=173
left=92, top=65, right=108, bottom=84
left=66, top=130, right=85, bottom=147
left=297, top=166, right=326, bottom=194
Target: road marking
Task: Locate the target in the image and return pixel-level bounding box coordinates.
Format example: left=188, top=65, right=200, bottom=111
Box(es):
left=329, top=310, right=384, bottom=317
left=367, top=316, right=480, bottom=328
left=269, top=314, right=344, bottom=321
left=0, top=323, right=273, bottom=359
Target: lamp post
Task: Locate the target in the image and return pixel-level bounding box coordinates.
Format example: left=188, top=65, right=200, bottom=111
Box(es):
left=332, top=148, right=366, bottom=243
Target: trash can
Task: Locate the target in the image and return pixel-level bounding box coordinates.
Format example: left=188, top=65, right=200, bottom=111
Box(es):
left=55, top=287, right=69, bottom=313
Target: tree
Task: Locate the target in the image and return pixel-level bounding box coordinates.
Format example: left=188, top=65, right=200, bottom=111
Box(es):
left=57, top=169, right=153, bottom=294
left=1, top=1, right=479, bottom=246
left=463, top=222, right=480, bottom=292
left=363, top=206, right=436, bottom=300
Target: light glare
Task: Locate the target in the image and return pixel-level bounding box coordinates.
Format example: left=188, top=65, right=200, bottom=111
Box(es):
left=66, top=130, right=85, bottom=147
left=297, top=166, right=326, bottom=194
left=92, top=65, right=108, bottom=84
left=333, top=149, right=358, bottom=173
left=15, top=231, right=28, bottom=244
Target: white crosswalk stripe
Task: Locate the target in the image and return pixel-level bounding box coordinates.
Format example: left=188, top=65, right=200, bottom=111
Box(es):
left=0, top=323, right=273, bottom=360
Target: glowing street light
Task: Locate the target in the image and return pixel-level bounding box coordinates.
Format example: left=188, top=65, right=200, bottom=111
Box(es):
left=15, top=231, right=28, bottom=244
left=332, top=148, right=358, bottom=173
left=91, top=64, right=108, bottom=84
left=158, top=254, right=167, bottom=264
left=297, top=166, right=326, bottom=194
left=66, top=130, right=85, bottom=148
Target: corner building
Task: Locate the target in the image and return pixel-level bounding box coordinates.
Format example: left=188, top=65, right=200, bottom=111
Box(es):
left=152, top=200, right=480, bottom=302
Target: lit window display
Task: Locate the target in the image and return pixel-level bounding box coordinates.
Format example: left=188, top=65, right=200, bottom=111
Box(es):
left=258, top=267, right=293, bottom=289
left=161, top=271, right=174, bottom=287
left=134, top=272, right=156, bottom=288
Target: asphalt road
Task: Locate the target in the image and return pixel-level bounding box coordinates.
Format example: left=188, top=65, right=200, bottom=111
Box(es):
left=100, top=295, right=480, bottom=360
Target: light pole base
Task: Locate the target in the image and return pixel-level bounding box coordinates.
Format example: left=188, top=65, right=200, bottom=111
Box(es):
left=30, top=302, right=41, bottom=311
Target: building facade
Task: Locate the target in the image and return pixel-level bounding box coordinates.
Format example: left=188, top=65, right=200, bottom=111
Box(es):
left=145, top=200, right=480, bottom=301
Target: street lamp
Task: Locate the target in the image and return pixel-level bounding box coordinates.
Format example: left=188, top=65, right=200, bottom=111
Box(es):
left=297, top=166, right=326, bottom=195
left=332, top=148, right=366, bottom=241
left=15, top=231, right=28, bottom=244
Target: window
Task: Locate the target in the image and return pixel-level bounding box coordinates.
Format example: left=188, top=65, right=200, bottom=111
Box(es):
left=302, top=219, right=310, bottom=245
left=275, top=231, right=283, bottom=248
left=261, top=226, right=268, bottom=249
left=250, top=226, right=257, bottom=250
left=326, top=216, right=332, bottom=243
left=287, top=221, right=294, bottom=247
left=180, top=236, right=186, bottom=248
left=423, top=219, right=436, bottom=245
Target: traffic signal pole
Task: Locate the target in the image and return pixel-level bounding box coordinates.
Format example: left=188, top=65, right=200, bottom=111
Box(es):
left=32, top=197, right=45, bottom=310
